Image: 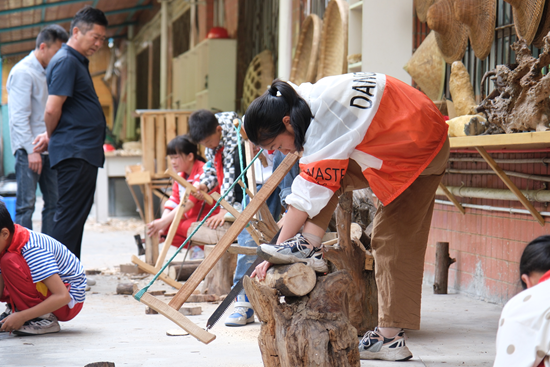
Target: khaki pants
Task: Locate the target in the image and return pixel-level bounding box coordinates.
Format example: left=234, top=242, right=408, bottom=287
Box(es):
left=309, top=137, right=449, bottom=329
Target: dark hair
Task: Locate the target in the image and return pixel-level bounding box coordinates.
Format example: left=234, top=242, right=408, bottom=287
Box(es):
left=188, top=109, right=219, bottom=143
left=0, top=202, right=15, bottom=235
left=519, top=235, right=550, bottom=289
left=36, top=25, right=69, bottom=49
left=70, top=6, right=108, bottom=36
left=166, top=135, right=205, bottom=162
left=244, top=79, right=312, bottom=151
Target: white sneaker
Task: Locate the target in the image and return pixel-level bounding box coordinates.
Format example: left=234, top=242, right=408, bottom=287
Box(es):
left=13, top=313, right=60, bottom=336
left=224, top=294, right=255, bottom=327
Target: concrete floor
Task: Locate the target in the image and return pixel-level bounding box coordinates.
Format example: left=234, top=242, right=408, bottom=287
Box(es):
left=0, top=210, right=504, bottom=367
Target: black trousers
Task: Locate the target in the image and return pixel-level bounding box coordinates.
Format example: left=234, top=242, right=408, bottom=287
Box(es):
left=51, top=158, right=98, bottom=259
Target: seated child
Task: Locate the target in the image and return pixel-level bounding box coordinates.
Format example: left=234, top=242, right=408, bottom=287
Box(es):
left=494, top=235, right=550, bottom=367
left=0, top=202, right=86, bottom=335
left=188, top=110, right=244, bottom=229
left=147, top=135, right=219, bottom=249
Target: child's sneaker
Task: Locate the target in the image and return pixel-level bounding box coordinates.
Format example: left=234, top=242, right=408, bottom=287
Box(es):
left=224, top=294, right=255, bottom=327
left=13, top=313, right=60, bottom=336
left=256, top=233, right=329, bottom=273
left=358, top=327, right=413, bottom=361
left=0, top=304, right=13, bottom=332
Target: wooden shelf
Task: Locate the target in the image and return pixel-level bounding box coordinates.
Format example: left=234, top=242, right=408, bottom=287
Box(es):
left=450, top=131, right=550, bottom=150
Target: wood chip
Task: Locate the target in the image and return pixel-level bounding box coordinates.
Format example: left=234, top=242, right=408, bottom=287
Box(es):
left=85, top=269, right=101, bottom=275
left=149, top=290, right=166, bottom=296
left=166, top=329, right=189, bottom=336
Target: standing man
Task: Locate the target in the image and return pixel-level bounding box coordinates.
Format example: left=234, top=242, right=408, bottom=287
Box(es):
left=44, top=6, right=108, bottom=259
left=7, top=25, right=69, bottom=235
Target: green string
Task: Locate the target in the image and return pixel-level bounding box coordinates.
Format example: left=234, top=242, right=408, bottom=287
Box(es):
left=234, top=118, right=248, bottom=209
left=134, top=148, right=264, bottom=301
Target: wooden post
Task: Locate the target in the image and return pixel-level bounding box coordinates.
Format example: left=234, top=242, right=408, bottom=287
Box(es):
left=433, top=242, right=456, bottom=294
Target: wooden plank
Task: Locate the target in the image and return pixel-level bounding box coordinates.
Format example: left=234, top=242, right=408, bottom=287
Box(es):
left=210, top=192, right=262, bottom=245
left=165, top=112, right=177, bottom=146
left=143, top=183, right=159, bottom=264
left=155, top=116, right=166, bottom=174
left=165, top=169, right=214, bottom=205
left=127, top=184, right=145, bottom=222
left=167, top=152, right=300, bottom=310
left=227, top=245, right=256, bottom=255
left=438, top=183, right=466, bottom=214
left=244, top=141, right=257, bottom=195
left=176, top=113, right=189, bottom=135
left=142, top=115, right=156, bottom=173
left=154, top=191, right=188, bottom=269
left=450, top=131, right=550, bottom=150
left=139, top=292, right=216, bottom=344
left=125, top=171, right=151, bottom=186
left=131, top=255, right=182, bottom=289
left=476, top=147, right=545, bottom=226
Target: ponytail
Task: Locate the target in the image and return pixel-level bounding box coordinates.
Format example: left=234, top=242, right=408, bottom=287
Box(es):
left=244, top=79, right=312, bottom=151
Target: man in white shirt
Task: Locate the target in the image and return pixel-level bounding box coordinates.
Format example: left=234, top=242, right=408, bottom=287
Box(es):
left=6, top=25, right=68, bottom=235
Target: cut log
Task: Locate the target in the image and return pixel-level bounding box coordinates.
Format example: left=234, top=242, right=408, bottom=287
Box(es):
left=244, top=271, right=360, bottom=367
left=433, top=241, right=457, bottom=294
left=168, top=260, right=202, bottom=281
left=262, top=263, right=317, bottom=297
left=116, top=283, right=136, bottom=295
left=200, top=245, right=237, bottom=296
left=187, top=222, right=231, bottom=245
left=324, top=192, right=378, bottom=335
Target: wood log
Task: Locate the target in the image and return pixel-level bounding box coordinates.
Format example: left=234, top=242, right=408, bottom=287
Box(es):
left=244, top=271, right=360, bottom=367
left=168, top=260, right=202, bottom=281
left=262, top=263, right=317, bottom=297
left=187, top=222, right=231, bottom=245
left=116, top=283, right=136, bottom=295
left=433, top=242, right=457, bottom=294
left=200, top=245, right=237, bottom=296
left=84, top=363, right=115, bottom=367
left=324, top=192, right=378, bottom=335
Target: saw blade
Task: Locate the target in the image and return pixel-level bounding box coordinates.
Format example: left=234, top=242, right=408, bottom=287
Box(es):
left=205, top=228, right=280, bottom=330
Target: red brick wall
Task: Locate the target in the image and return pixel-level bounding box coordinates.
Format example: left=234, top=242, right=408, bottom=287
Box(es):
left=425, top=151, right=550, bottom=304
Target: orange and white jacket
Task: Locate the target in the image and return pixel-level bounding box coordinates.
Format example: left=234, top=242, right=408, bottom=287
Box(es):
left=285, top=72, right=448, bottom=218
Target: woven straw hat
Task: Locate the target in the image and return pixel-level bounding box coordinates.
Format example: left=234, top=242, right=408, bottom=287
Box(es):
left=404, top=31, right=446, bottom=101
left=454, top=0, right=496, bottom=60
left=415, top=0, right=437, bottom=22
left=316, top=0, right=348, bottom=81
left=241, top=50, right=274, bottom=112
left=290, top=14, right=323, bottom=85
left=504, top=0, right=545, bottom=45
left=533, top=0, right=550, bottom=48
left=427, top=0, right=468, bottom=64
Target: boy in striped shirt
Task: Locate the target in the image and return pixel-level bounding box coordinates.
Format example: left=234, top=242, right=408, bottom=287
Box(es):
left=0, top=202, right=86, bottom=335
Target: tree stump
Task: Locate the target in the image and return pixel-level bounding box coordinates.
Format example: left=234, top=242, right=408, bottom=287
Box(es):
left=200, top=245, right=237, bottom=296
left=324, top=192, right=378, bottom=335
left=244, top=271, right=360, bottom=367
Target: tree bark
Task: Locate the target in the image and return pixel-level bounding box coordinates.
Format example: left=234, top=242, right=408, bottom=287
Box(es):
left=324, top=192, right=378, bottom=335
left=244, top=271, right=360, bottom=367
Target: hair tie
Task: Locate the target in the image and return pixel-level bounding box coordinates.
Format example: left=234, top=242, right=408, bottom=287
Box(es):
left=268, top=85, right=278, bottom=97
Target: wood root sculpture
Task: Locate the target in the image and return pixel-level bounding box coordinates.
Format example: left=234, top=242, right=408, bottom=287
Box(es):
left=476, top=35, right=550, bottom=133
left=244, top=271, right=360, bottom=367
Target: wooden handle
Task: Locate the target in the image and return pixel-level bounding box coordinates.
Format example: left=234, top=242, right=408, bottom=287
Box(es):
left=165, top=168, right=214, bottom=205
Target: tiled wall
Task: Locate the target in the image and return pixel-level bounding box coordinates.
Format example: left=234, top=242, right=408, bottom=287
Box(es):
left=425, top=151, right=550, bottom=304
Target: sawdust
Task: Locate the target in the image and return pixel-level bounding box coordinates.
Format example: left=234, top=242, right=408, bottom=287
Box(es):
left=85, top=217, right=144, bottom=233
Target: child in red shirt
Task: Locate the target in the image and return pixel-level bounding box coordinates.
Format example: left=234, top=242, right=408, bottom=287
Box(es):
left=147, top=135, right=219, bottom=248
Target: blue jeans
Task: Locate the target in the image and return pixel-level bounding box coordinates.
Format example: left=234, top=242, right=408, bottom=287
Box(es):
left=233, top=183, right=281, bottom=291
left=15, top=149, right=58, bottom=235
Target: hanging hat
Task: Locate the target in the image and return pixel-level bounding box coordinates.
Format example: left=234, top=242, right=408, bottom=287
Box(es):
left=427, top=0, right=469, bottom=64
left=415, top=0, right=437, bottom=23
left=503, top=0, right=545, bottom=45
left=404, top=31, right=446, bottom=101
left=533, top=0, right=550, bottom=48
left=453, top=0, right=496, bottom=60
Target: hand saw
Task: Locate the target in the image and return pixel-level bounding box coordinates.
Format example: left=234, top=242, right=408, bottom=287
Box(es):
left=205, top=228, right=281, bottom=330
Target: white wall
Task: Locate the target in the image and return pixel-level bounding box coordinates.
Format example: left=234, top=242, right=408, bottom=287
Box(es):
left=361, top=0, right=413, bottom=84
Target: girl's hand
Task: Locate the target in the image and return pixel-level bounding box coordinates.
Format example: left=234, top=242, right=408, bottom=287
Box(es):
left=0, top=312, right=26, bottom=332
left=206, top=212, right=225, bottom=229
left=192, top=182, right=207, bottom=201
left=251, top=261, right=273, bottom=281
left=146, top=219, right=163, bottom=237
